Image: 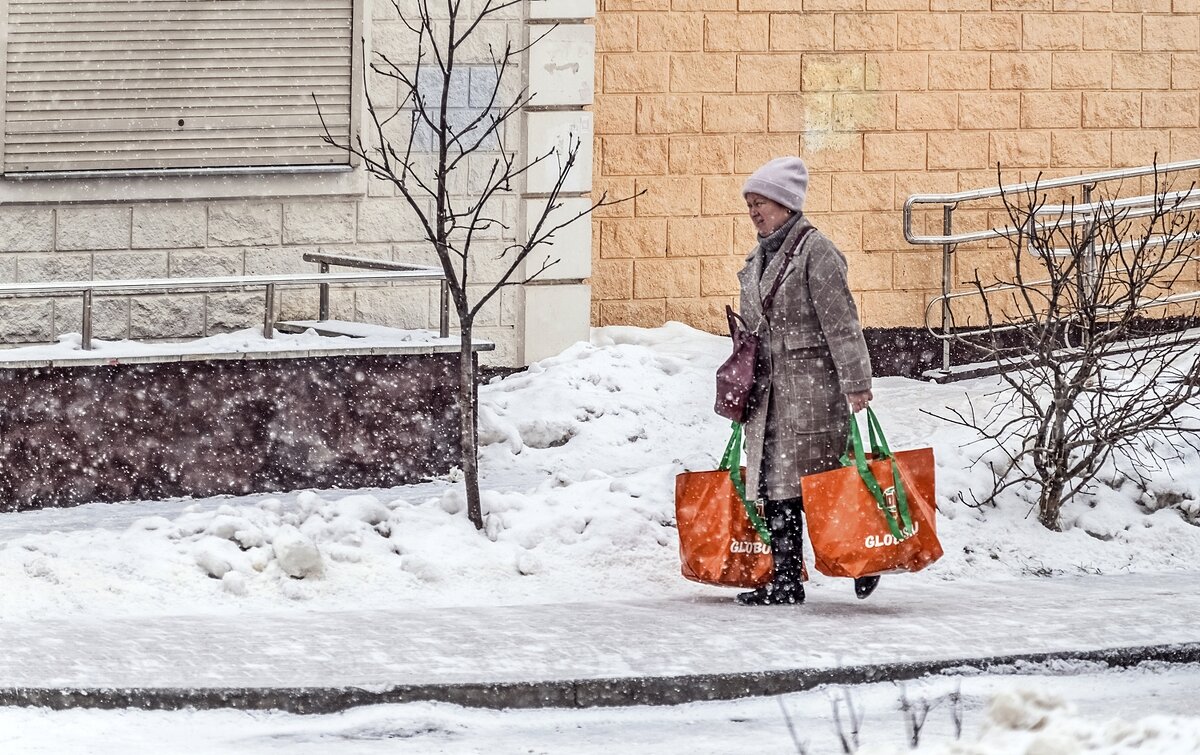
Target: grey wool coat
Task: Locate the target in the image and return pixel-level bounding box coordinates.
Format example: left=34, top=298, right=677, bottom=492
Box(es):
left=737, top=216, right=873, bottom=502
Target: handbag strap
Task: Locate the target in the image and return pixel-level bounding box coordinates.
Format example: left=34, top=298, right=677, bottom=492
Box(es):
left=719, top=421, right=772, bottom=545
left=760, top=225, right=816, bottom=314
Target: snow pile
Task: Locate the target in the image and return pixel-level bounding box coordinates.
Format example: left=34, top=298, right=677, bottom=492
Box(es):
left=888, top=684, right=1200, bottom=754
left=478, top=322, right=732, bottom=476
left=1, top=322, right=1199, bottom=620
left=0, top=472, right=694, bottom=618
left=479, top=323, right=1200, bottom=581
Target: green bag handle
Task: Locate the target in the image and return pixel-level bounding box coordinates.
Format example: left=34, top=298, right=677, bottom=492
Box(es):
left=866, top=409, right=891, bottom=457
left=846, top=409, right=914, bottom=541
left=720, top=422, right=772, bottom=546
left=841, top=406, right=890, bottom=465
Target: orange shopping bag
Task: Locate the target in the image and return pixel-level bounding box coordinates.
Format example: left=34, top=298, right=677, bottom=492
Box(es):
left=801, top=409, right=943, bottom=579
left=674, top=423, right=773, bottom=588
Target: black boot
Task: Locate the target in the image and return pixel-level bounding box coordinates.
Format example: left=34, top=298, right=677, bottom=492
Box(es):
left=854, top=575, right=880, bottom=600
left=736, top=581, right=804, bottom=605
left=736, top=497, right=805, bottom=606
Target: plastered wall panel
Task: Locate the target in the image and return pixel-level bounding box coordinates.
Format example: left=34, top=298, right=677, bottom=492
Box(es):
left=524, top=197, right=593, bottom=280
left=526, top=111, right=594, bottom=193
left=522, top=283, right=590, bottom=363
left=528, top=24, right=596, bottom=106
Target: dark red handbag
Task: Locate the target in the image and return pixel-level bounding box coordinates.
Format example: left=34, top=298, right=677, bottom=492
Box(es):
left=714, top=226, right=814, bottom=422
left=714, top=307, right=759, bottom=423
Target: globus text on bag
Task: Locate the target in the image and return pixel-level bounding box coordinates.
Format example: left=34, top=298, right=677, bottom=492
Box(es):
left=729, top=540, right=771, bottom=555
left=864, top=521, right=920, bottom=549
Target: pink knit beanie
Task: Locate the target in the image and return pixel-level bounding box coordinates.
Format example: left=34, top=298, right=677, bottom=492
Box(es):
left=741, top=156, right=808, bottom=212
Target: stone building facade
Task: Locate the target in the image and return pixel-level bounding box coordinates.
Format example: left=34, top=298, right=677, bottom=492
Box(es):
left=6, top=2, right=1195, bottom=365
left=589, top=1, right=1200, bottom=335
left=0, top=0, right=598, bottom=366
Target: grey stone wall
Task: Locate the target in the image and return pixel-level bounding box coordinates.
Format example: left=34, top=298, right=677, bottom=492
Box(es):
left=0, top=199, right=519, bottom=353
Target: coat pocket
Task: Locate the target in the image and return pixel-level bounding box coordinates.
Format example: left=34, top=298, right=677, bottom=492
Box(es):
left=783, top=329, right=827, bottom=359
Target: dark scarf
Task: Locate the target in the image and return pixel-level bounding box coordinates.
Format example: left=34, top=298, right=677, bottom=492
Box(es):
left=758, top=212, right=801, bottom=273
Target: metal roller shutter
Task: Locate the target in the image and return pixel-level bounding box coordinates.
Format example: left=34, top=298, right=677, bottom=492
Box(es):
left=3, top=0, right=355, bottom=175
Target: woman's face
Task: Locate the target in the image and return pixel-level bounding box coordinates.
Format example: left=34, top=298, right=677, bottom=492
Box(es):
left=745, top=193, right=792, bottom=237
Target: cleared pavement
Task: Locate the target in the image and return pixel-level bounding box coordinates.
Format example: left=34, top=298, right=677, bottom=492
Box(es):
left=2, top=571, right=1197, bottom=712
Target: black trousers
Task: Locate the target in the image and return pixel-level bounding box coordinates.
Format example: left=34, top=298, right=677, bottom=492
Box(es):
left=765, top=497, right=804, bottom=587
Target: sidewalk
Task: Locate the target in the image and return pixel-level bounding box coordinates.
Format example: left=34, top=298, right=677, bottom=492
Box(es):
left=1, top=572, right=1197, bottom=713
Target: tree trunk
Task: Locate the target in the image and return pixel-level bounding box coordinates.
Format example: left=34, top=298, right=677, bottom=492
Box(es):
left=459, top=322, right=484, bottom=529
left=1038, top=477, right=1065, bottom=531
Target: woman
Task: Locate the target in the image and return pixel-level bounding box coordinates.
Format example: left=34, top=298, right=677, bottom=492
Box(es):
left=735, top=156, right=878, bottom=606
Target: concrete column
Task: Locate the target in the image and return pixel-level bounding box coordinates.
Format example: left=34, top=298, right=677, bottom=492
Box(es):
left=520, top=0, right=596, bottom=364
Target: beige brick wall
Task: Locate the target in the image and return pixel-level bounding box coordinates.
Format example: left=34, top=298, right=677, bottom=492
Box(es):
left=591, top=2, right=1200, bottom=332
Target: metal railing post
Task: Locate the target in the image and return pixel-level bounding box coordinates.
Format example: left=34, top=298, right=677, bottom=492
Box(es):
left=318, top=261, right=330, bottom=321
left=1080, top=184, right=1100, bottom=353
left=82, top=288, right=93, bottom=351
left=263, top=283, right=276, bottom=339
left=941, top=205, right=954, bottom=374
left=439, top=280, right=450, bottom=338
left=1082, top=184, right=1097, bottom=299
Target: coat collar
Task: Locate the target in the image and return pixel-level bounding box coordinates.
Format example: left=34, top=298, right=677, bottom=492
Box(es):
left=742, top=214, right=812, bottom=262
left=742, top=215, right=813, bottom=313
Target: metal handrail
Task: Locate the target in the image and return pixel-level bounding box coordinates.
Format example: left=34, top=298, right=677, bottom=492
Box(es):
left=302, top=252, right=450, bottom=339
left=908, top=189, right=1200, bottom=247
left=0, top=266, right=448, bottom=350
left=903, top=157, right=1200, bottom=246
left=904, top=157, right=1200, bottom=376
left=0, top=270, right=438, bottom=296
left=923, top=274, right=1200, bottom=335
left=1037, top=231, right=1200, bottom=259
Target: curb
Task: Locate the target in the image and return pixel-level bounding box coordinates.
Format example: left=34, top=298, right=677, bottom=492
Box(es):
left=3, top=642, right=1199, bottom=714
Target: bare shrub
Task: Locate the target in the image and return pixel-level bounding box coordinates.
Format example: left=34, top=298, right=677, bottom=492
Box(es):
left=934, top=165, right=1200, bottom=529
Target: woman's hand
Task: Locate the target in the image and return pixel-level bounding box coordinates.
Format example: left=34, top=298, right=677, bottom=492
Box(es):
left=846, top=390, right=873, bottom=413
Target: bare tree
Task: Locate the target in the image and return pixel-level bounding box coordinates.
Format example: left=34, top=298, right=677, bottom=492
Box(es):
left=829, top=688, right=863, bottom=754
left=935, top=165, right=1200, bottom=530
left=898, top=685, right=938, bottom=748
left=776, top=696, right=810, bottom=755
left=318, top=0, right=633, bottom=528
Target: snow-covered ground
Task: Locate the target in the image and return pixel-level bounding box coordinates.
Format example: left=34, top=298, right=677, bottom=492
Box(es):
left=4, top=664, right=1199, bottom=754
left=3, top=323, right=1198, bottom=619
left=1, top=322, right=1198, bottom=752
left=0, top=322, right=453, bottom=365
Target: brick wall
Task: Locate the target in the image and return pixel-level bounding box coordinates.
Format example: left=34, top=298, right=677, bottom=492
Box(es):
left=591, top=1, right=1200, bottom=333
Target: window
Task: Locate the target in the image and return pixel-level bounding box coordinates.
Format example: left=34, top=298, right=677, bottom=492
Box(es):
left=2, top=0, right=361, bottom=177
